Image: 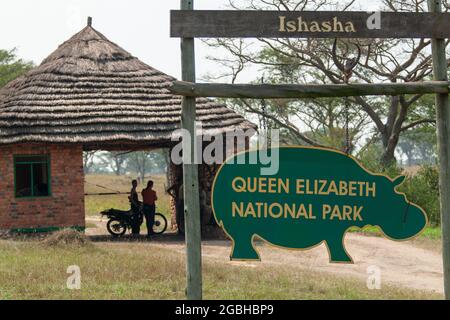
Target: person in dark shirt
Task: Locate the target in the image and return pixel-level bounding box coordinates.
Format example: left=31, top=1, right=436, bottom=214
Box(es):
left=129, top=179, right=141, bottom=235
left=130, top=180, right=139, bottom=207
left=142, top=180, right=158, bottom=237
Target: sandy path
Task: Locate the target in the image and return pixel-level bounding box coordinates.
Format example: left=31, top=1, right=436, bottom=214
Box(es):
left=86, top=217, right=443, bottom=294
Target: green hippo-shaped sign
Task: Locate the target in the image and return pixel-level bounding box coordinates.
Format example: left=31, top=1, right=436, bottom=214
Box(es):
left=212, top=147, right=428, bottom=263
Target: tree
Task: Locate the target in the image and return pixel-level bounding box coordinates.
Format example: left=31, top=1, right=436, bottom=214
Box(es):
left=398, top=136, right=415, bottom=166
left=398, top=126, right=437, bottom=165
left=100, top=152, right=128, bottom=176
left=204, top=0, right=449, bottom=166
left=397, top=93, right=438, bottom=165
left=0, top=49, right=33, bottom=88
left=227, top=75, right=372, bottom=151
left=83, top=151, right=97, bottom=174
left=126, top=150, right=167, bottom=182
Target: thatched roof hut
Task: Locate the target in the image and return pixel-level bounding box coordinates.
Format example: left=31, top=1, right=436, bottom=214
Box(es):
left=0, top=24, right=255, bottom=150
left=0, top=21, right=255, bottom=234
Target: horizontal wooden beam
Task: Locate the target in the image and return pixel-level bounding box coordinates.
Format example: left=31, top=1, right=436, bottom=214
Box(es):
left=171, top=10, right=450, bottom=39
left=84, top=192, right=129, bottom=196
left=170, top=81, right=450, bottom=99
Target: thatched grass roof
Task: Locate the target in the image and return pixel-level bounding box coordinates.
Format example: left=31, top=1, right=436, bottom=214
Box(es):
left=0, top=24, right=255, bottom=150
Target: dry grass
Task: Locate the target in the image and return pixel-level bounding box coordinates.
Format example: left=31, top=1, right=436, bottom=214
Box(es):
left=84, top=174, right=172, bottom=218
left=0, top=176, right=442, bottom=300
left=41, top=230, right=91, bottom=248
left=0, top=239, right=442, bottom=300
left=411, top=237, right=442, bottom=253
left=402, top=166, right=421, bottom=176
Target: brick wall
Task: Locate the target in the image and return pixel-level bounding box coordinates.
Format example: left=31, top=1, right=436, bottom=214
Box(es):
left=0, top=144, right=85, bottom=231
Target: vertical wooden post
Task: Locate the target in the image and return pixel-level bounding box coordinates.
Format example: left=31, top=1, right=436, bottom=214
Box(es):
left=180, top=0, right=202, bottom=300
left=428, top=0, right=450, bottom=299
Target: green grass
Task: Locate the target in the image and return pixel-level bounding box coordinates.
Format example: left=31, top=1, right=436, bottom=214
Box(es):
left=350, top=225, right=441, bottom=240
left=84, top=174, right=172, bottom=219
left=0, top=239, right=441, bottom=300
left=348, top=225, right=442, bottom=253
left=421, top=227, right=442, bottom=240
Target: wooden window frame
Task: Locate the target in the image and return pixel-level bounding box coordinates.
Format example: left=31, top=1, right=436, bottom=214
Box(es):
left=13, top=154, right=52, bottom=199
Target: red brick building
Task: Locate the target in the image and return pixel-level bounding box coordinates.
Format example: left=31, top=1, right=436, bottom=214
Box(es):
left=0, top=22, right=254, bottom=233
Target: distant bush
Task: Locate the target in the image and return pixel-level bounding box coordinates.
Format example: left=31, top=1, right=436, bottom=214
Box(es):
left=357, top=145, right=380, bottom=171
left=358, top=146, right=403, bottom=179
left=399, top=165, right=440, bottom=226
left=358, top=147, right=440, bottom=226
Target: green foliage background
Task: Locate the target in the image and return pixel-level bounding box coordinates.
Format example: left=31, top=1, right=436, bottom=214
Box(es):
left=400, top=166, right=440, bottom=226
left=0, top=49, right=33, bottom=88
left=359, top=145, right=440, bottom=226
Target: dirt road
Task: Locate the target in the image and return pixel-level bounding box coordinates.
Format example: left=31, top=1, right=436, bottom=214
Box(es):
left=86, top=217, right=443, bottom=294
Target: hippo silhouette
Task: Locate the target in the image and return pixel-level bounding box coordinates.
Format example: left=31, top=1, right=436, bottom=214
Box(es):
left=212, top=147, right=428, bottom=263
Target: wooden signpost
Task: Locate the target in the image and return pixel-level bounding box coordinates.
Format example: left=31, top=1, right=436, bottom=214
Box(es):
left=180, top=0, right=202, bottom=300
left=428, top=0, right=450, bottom=301
left=174, top=0, right=450, bottom=300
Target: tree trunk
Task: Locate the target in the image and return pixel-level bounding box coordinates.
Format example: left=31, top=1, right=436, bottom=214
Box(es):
left=140, top=156, right=146, bottom=183
left=407, top=151, right=413, bottom=166
left=140, top=170, right=145, bottom=184
left=380, top=144, right=397, bottom=167
left=379, top=96, right=409, bottom=168
left=114, top=158, right=122, bottom=176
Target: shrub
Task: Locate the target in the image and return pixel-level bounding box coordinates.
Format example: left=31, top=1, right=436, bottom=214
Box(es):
left=357, top=145, right=403, bottom=179
left=399, top=165, right=440, bottom=226
left=41, top=229, right=91, bottom=247
left=358, top=147, right=440, bottom=226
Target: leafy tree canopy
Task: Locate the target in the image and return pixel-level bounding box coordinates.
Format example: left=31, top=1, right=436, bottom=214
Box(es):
left=0, top=49, right=34, bottom=88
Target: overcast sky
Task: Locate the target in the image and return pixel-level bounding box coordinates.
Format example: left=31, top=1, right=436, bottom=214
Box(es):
left=0, top=0, right=383, bottom=82
left=0, top=0, right=230, bottom=80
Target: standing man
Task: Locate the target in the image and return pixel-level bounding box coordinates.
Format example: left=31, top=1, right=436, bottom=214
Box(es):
left=142, top=180, right=158, bottom=237
left=129, top=179, right=141, bottom=235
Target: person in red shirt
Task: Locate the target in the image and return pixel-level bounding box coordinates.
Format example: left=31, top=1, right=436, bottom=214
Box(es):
left=142, top=180, right=158, bottom=237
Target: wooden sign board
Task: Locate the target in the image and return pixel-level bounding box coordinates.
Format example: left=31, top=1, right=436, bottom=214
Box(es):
left=171, top=10, right=450, bottom=39
left=212, top=147, right=428, bottom=263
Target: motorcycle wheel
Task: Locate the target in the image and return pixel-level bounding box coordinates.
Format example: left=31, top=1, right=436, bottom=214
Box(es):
left=107, top=219, right=127, bottom=237
left=152, top=213, right=168, bottom=235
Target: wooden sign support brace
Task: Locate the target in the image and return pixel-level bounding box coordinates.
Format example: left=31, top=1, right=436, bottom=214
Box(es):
left=170, top=81, right=450, bottom=99
left=428, top=0, right=450, bottom=300
left=180, top=0, right=203, bottom=300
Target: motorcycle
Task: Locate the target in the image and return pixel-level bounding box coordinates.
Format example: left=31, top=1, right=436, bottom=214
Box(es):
left=101, top=203, right=168, bottom=237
